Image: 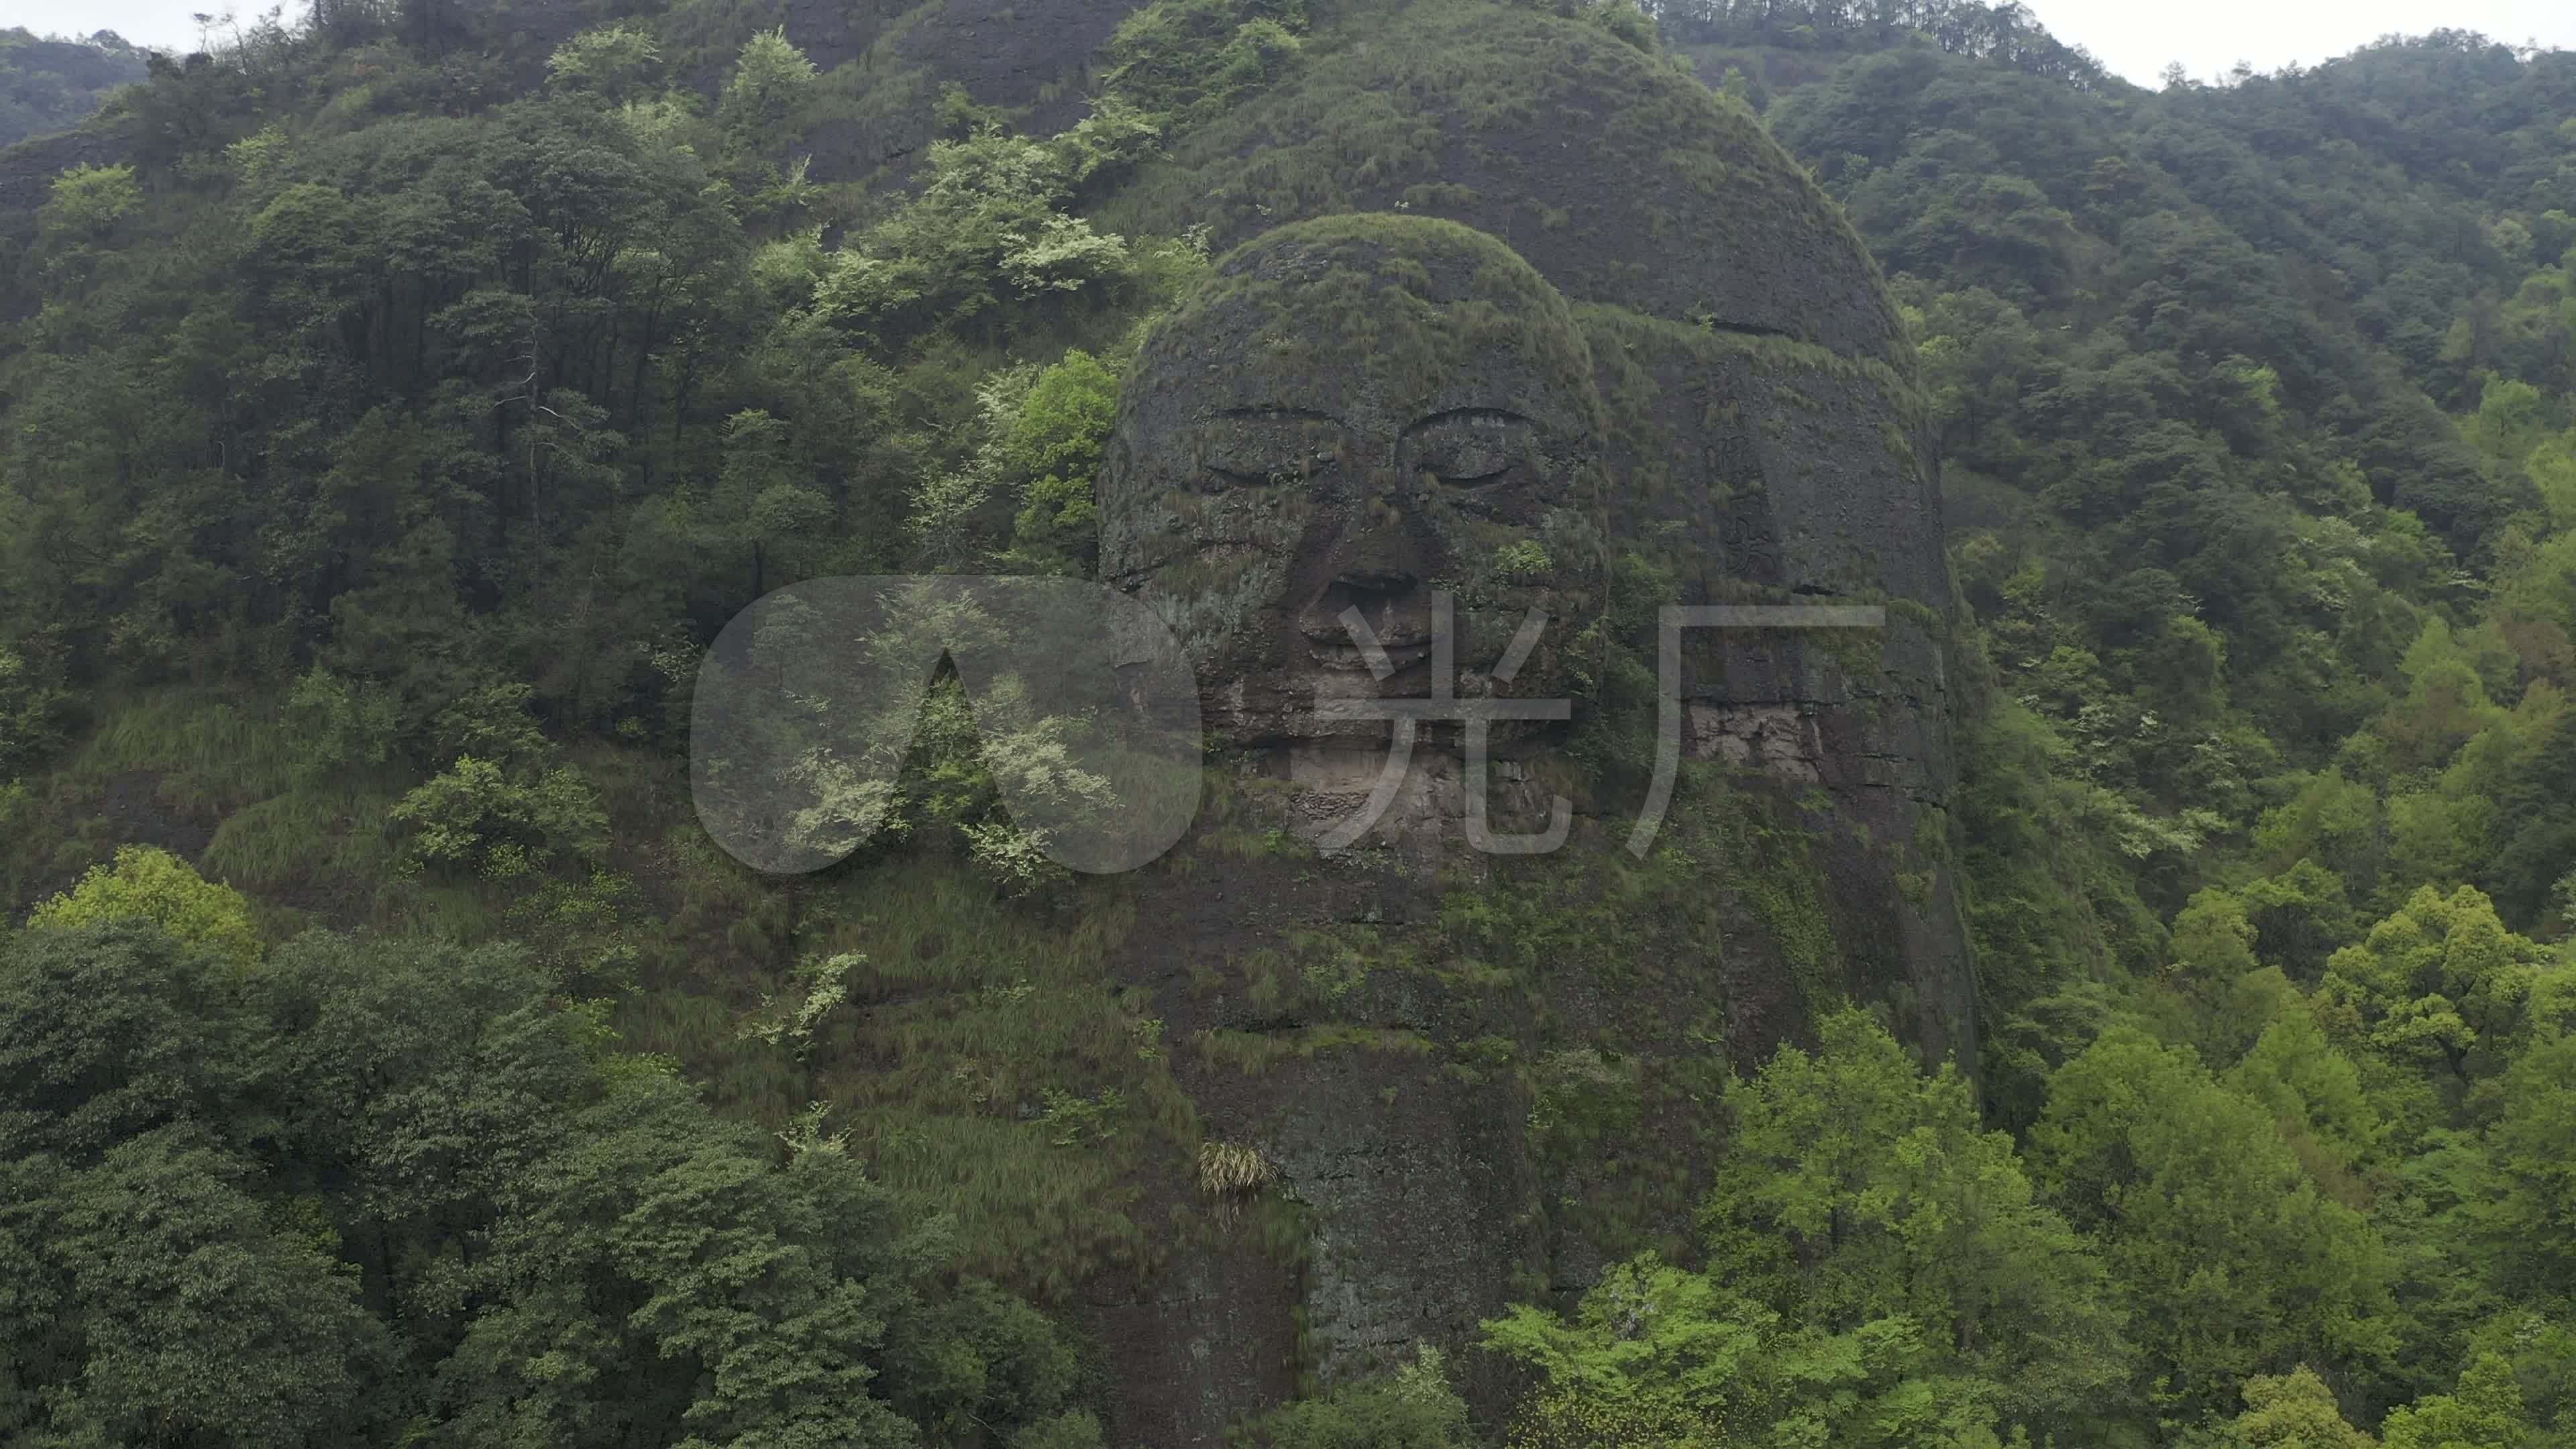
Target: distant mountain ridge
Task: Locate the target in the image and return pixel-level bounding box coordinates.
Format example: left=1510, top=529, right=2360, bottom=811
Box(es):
left=0, top=29, right=148, bottom=147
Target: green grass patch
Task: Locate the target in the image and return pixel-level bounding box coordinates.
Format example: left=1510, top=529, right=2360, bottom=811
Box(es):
left=200, top=784, right=399, bottom=895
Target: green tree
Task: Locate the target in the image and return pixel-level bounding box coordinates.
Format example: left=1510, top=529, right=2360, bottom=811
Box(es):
left=0, top=922, right=248, bottom=1161
left=2028, top=1028, right=2400, bottom=1413
left=36, top=162, right=141, bottom=246
left=1699, top=1006, right=2137, bottom=1435
left=26, top=845, right=262, bottom=969
left=2253, top=771, right=2387, bottom=905
left=2379, top=1352, right=2532, bottom=1448
left=2224, top=1001, right=2387, bottom=1191
left=1481, top=1253, right=2006, bottom=1448
left=546, top=22, right=663, bottom=102
left=704, top=407, right=830, bottom=598
left=717, top=28, right=817, bottom=198
left=2316, top=885, right=2554, bottom=1087
left=1100, top=0, right=1308, bottom=125
left=2229, top=1365, right=2379, bottom=1448
left=1000, top=349, right=1120, bottom=571
left=2478, top=1031, right=2576, bottom=1298
left=0, top=643, right=70, bottom=780
left=388, top=755, right=608, bottom=881
left=0, top=1126, right=388, bottom=1447
left=426, top=1064, right=925, bottom=1447
left=2, top=923, right=1107, bottom=1446
left=282, top=667, right=400, bottom=782
left=814, top=126, right=1136, bottom=341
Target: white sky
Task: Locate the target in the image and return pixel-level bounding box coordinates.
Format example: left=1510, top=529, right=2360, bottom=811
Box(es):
left=7, top=0, right=2575, bottom=85
left=9, top=0, right=236, bottom=52
left=2022, top=0, right=2576, bottom=84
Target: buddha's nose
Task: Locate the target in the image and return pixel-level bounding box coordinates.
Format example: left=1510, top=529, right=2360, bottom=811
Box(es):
left=1336, top=492, right=1427, bottom=594
left=1304, top=488, right=1433, bottom=647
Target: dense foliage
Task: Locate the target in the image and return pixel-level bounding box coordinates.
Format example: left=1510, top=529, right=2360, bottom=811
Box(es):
left=5, top=0, right=2576, bottom=1443
left=0, top=889, right=1111, bottom=1446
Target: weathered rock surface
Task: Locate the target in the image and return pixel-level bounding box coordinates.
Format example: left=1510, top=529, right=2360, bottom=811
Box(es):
left=1100, top=215, right=1606, bottom=751
left=1108, top=3, right=1909, bottom=364
left=1000, top=7, right=1975, bottom=1439
left=0, top=125, right=126, bottom=219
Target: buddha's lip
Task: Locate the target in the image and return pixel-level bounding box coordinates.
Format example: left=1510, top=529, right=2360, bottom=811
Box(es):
left=1301, top=629, right=1434, bottom=650
left=1303, top=639, right=1432, bottom=670
left=1301, top=625, right=1432, bottom=642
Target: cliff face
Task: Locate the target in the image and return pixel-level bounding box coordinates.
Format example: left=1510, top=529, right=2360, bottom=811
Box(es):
left=885, top=3, right=1974, bottom=1440
left=1097, top=0, right=1972, bottom=1035
left=0, top=125, right=125, bottom=219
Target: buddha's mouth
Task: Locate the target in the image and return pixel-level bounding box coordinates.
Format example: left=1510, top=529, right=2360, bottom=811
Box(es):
left=1301, top=634, right=1434, bottom=674
left=1299, top=598, right=1438, bottom=672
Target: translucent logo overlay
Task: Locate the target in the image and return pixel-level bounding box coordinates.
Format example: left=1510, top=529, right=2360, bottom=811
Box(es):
left=690, top=576, right=1882, bottom=873
left=691, top=576, right=1203, bottom=876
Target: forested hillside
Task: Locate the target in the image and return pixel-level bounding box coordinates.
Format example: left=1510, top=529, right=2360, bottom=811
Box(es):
left=3, top=0, right=2575, bottom=1444
left=0, top=29, right=148, bottom=146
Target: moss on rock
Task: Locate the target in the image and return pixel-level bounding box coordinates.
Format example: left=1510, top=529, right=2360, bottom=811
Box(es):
left=1104, top=0, right=1907, bottom=362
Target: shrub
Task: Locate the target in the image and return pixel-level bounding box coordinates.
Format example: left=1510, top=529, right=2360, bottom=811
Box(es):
left=0, top=645, right=70, bottom=780
left=1228, top=1344, right=1470, bottom=1447
left=1197, top=1138, right=1275, bottom=1224
left=1102, top=0, right=1307, bottom=125
left=27, top=845, right=262, bottom=969
left=282, top=667, right=398, bottom=782
left=387, top=755, right=606, bottom=881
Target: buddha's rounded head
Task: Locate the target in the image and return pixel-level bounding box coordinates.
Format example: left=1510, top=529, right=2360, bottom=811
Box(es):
left=1102, top=214, right=1607, bottom=747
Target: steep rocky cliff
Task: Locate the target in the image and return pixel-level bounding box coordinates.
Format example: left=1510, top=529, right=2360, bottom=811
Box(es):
left=0, top=125, right=126, bottom=222
left=850, top=2, right=1978, bottom=1438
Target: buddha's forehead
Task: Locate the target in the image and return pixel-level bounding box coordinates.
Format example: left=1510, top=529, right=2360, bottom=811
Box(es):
left=1118, top=2, right=1911, bottom=366
left=1142, top=217, right=1601, bottom=439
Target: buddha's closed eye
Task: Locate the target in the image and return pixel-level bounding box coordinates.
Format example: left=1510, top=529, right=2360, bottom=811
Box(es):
left=1406, top=410, right=1537, bottom=486
left=1195, top=411, right=1338, bottom=490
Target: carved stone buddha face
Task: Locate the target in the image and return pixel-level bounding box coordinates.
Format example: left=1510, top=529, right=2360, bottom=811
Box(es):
left=1099, top=215, right=1607, bottom=753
